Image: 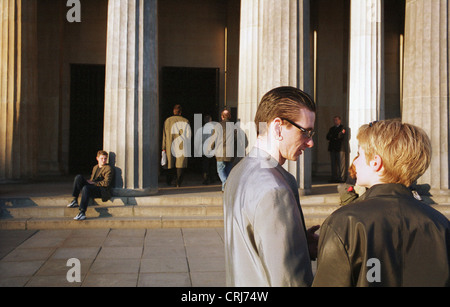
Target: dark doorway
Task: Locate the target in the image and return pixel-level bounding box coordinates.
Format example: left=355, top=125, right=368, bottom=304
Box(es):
left=69, top=64, right=105, bottom=175
left=160, top=67, right=220, bottom=124
left=160, top=67, right=220, bottom=176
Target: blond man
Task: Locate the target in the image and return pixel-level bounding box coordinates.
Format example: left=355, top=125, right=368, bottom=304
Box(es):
left=313, top=120, right=450, bottom=287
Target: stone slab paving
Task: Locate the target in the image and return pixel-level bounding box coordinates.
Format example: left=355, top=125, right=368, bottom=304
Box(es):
left=0, top=228, right=228, bottom=287
left=0, top=227, right=318, bottom=287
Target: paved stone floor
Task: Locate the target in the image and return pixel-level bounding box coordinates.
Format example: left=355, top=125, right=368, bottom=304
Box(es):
left=0, top=227, right=318, bottom=287
left=0, top=228, right=227, bottom=287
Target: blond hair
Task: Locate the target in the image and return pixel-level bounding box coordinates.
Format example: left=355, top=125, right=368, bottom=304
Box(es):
left=357, top=119, right=431, bottom=187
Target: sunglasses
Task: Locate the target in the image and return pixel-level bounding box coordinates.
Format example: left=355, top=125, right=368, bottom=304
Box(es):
left=281, top=118, right=315, bottom=139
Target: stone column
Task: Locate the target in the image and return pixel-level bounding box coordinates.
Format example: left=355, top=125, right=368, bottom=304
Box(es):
left=0, top=0, right=38, bottom=181
left=238, top=0, right=313, bottom=193
left=348, top=0, right=384, bottom=161
left=104, top=0, right=158, bottom=195
left=403, top=0, right=449, bottom=191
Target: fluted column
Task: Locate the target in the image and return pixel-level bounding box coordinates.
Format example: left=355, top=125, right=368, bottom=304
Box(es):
left=0, top=0, right=38, bottom=181
left=403, top=0, right=449, bottom=191
left=348, top=0, right=384, bottom=161
left=104, top=0, right=158, bottom=195
left=238, top=0, right=313, bottom=193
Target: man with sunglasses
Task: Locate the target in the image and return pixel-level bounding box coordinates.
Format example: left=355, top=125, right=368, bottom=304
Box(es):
left=223, top=86, right=319, bottom=287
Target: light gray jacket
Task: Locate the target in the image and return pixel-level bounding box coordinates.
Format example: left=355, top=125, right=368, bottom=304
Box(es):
left=223, top=147, right=313, bottom=287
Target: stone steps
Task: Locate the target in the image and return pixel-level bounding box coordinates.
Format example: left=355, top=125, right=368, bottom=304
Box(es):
left=1, top=192, right=449, bottom=230
left=0, top=193, right=340, bottom=230
left=1, top=205, right=224, bottom=220
left=0, top=216, right=225, bottom=230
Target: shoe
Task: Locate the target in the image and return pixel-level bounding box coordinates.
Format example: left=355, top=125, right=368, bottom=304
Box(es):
left=67, top=199, right=78, bottom=208
left=73, top=212, right=86, bottom=220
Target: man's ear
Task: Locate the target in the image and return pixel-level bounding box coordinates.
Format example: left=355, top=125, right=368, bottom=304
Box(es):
left=272, top=117, right=283, bottom=140
left=370, top=155, right=383, bottom=172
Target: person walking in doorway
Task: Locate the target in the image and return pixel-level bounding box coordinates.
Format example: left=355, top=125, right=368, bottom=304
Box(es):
left=162, top=104, right=191, bottom=187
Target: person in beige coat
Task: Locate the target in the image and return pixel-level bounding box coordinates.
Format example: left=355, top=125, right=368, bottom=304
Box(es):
left=162, top=104, right=191, bottom=187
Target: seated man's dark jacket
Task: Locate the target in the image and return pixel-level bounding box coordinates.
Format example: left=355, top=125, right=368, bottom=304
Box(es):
left=90, top=164, right=114, bottom=202
left=313, top=183, right=450, bottom=287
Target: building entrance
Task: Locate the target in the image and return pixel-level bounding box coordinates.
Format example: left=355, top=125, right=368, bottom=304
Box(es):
left=160, top=67, right=220, bottom=123
left=69, top=64, right=106, bottom=175
left=160, top=66, right=220, bottom=182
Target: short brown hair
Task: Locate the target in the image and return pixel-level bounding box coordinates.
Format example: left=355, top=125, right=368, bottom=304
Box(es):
left=357, top=120, right=431, bottom=187
left=254, top=86, right=316, bottom=136
left=221, top=109, right=231, bottom=120
left=173, top=104, right=182, bottom=115
left=97, top=150, right=108, bottom=157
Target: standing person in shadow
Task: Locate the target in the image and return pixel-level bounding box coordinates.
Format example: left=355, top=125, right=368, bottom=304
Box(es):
left=67, top=150, right=114, bottom=221
left=326, top=116, right=348, bottom=183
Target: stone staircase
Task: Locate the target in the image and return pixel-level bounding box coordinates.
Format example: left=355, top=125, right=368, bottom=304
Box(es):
left=1, top=185, right=450, bottom=230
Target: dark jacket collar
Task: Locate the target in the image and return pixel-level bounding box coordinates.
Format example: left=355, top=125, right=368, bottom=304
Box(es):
left=360, top=183, right=413, bottom=201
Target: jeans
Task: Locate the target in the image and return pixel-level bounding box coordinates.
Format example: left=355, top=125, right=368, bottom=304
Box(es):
left=217, top=161, right=233, bottom=191
left=72, top=175, right=102, bottom=213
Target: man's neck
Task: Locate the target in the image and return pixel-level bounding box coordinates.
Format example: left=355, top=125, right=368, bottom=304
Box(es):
left=254, top=137, right=284, bottom=166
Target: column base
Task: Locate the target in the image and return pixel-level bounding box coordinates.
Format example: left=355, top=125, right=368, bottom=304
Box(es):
left=299, top=188, right=312, bottom=196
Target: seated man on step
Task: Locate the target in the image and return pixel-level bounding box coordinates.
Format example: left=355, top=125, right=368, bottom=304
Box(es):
left=67, top=150, right=114, bottom=221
